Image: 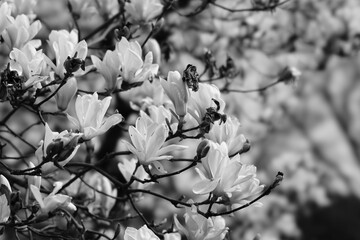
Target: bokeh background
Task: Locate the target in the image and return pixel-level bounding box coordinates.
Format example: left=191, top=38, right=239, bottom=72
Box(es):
left=1, top=0, right=360, bottom=239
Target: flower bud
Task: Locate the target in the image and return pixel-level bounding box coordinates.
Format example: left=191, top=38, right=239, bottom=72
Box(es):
left=55, top=77, right=77, bottom=111
left=196, top=140, right=210, bottom=159
left=63, top=52, right=85, bottom=75
left=277, top=66, right=301, bottom=84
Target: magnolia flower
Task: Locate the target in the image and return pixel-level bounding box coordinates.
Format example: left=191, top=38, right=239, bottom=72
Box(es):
left=125, top=0, right=163, bottom=23
left=187, top=83, right=225, bottom=125
left=160, top=71, right=189, bottom=118
left=46, top=29, right=87, bottom=79
left=67, top=92, right=123, bottom=140
left=35, top=123, right=81, bottom=174
left=30, top=182, right=76, bottom=215
left=2, top=14, right=41, bottom=50
left=91, top=50, right=121, bottom=92
left=174, top=205, right=228, bottom=240
left=83, top=171, right=117, bottom=218
left=9, top=42, right=48, bottom=87
left=124, top=225, right=159, bottom=240
left=123, top=113, right=187, bottom=173
left=206, top=116, right=247, bottom=156
left=193, top=141, right=263, bottom=201
left=7, top=0, right=38, bottom=18
left=116, top=37, right=158, bottom=84
left=144, top=38, right=161, bottom=65
left=51, top=76, right=78, bottom=111
left=27, top=162, right=41, bottom=189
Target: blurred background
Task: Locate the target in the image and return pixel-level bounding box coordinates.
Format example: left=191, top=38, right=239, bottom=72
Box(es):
left=1, top=0, right=360, bottom=239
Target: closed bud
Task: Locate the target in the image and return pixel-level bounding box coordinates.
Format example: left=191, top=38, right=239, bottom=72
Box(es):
left=196, top=140, right=210, bottom=159
left=277, top=66, right=301, bottom=85
left=153, top=18, right=164, bottom=34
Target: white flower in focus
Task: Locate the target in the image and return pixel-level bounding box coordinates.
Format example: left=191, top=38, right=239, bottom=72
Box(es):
left=9, top=42, right=47, bottom=87
left=160, top=71, right=189, bottom=118
left=51, top=76, right=78, bottom=111
left=193, top=141, right=240, bottom=196
left=35, top=123, right=81, bottom=174
left=124, top=225, right=159, bottom=240
left=123, top=113, right=187, bottom=173
left=91, top=50, right=121, bottom=92
left=188, top=83, right=226, bottom=124
left=2, top=14, right=41, bottom=49
left=125, top=0, right=163, bottom=23
left=30, top=182, right=76, bottom=215
left=206, top=116, right=247, bottom=156
left=46, top=29, right=87, bottom=78
left=67, top=92, right=123, bottom=140
left=174, top=205, right=228, bottom=240
left=116, top=37, right=158, bottom=84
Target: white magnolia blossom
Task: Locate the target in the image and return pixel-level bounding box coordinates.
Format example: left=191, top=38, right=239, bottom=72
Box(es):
left=123, top=112, right=187, bottom=173
left=206, top=116, right=247, bottom=156
left=174, top=204, right=228, bottom=240
left=30, top=182, right=76, bottom=215
left=46, top=29, right=87, bottom=78
left=124, top=225, right=181, bottom=240
left=125, top=0, right=163, bottom=23
left=91, top=50, right=121, bottom=92
left=118, top=158, right=149, bottom=189
left=51, top=76, right=78, bottom=111
left=35, top=123, right=81, bottom=174
left=9, top=42, right=48, bottom=88
left=2, top=13, right=41, bottom=50
left=193, top=141, right=264, bottom=202
left=116, top=37, right=158, bottom=84
left=160, top=71, right=190, bottom=118
left=67, top=92, right=123, bottom=140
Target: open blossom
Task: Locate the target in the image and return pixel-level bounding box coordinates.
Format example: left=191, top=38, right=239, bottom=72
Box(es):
left=123, top=112, right=187, bottom=173
left=193, top=141, right=263, bottom=202
left=91, top=50, right=121, bottom=92
left=124, top=225, right=159, bottom=240
left=67, top=92, right=123, bottom=140
left=160, top=71, right=189, bottom=118
left=2, top=14, right=41, bottom=50
left=35, top=123, right=81, bottom=174
left=9, top=42, right=48, bottom=88
left=206, top=116, right=247, bottom=156
left=174, top=204, right=228, bottom=240
left=116, top=37, right=158, bottom=84
left=125, top=0, right=163, bottom=23
left=46, top=29, right=87, bottom=79
left=30, top=182, right=76, bottom=215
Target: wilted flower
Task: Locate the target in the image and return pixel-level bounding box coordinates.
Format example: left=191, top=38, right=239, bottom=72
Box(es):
left=35, top=123, right=81, bottom=174
left=67, top=92, right=123, bottom=140
left=123, top=112, right=187, bottom=173
left=30, top=182, right=76, bottom=215
left=125, top=0, right=163, bottom=23
left=187, top=83, right=225, bottom=125
left=160, top=71, right=189, bottom=118
left=124, top=225, right=159, bottom=240
left=206, top=116, right=247, bottom=156
left=45, top=29, right=87, bottom=79
left=91, top=50, right=121, bottom=92
left=174, top=204, right=228, bottom=240
left=2, top=14, right=41, bottom=49
left=116, top=37, right=158, bottom=84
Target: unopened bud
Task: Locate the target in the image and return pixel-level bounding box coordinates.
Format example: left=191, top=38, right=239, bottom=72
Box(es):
left=55, top=77, right=77, bottom=111
left=238, top=139, right=251, bottom=154
left=196, top=140, right=210, bottom=159
left=153, top=18, right=164, bottom=34
left=277, top=66, right=301, bottom=84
